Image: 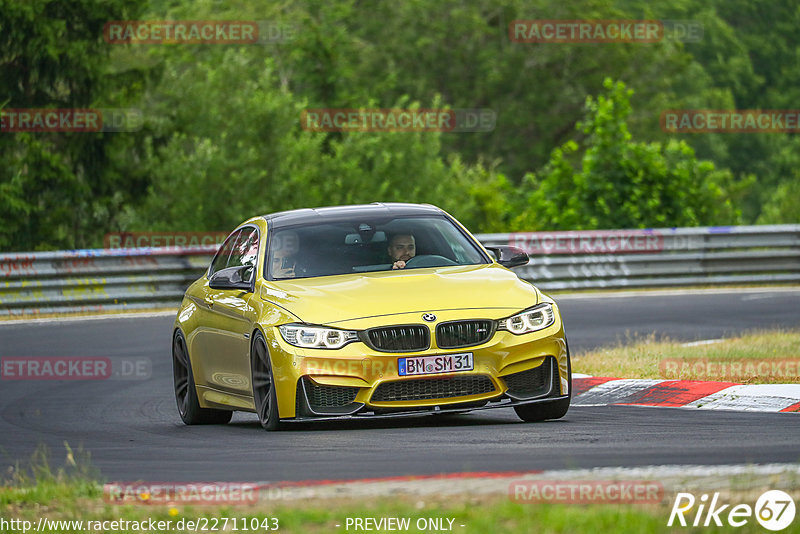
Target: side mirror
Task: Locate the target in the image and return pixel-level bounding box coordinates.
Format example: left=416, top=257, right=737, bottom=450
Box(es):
left=485, top=246, right=529, bottom=269
left=209, top=265, right=253, bottom=291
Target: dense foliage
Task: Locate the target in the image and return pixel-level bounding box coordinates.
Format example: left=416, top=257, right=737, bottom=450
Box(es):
left=1, top=0, right=797, bottom=250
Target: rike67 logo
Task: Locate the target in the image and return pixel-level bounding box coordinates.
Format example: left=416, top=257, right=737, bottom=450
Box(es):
left=669, top=490, right=796, bottom=531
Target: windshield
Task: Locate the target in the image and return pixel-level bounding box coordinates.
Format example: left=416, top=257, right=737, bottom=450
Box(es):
left=267, top=216, right=489, bottom=280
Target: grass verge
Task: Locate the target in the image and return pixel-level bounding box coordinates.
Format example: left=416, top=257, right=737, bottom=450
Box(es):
left=4, top=446, right=799, bottom=533
left=573, top=329, right=800, bottom=383
left=2, top=494, right=675, bottom=534
left=5, top=478, right=798, bottom=534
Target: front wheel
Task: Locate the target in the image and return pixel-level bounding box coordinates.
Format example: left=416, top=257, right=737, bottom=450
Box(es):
left=514, top=339, right=572, bottom=422
left=172, top=330, right=233, bottom=425
left=251, top=331, right=281, bottom=431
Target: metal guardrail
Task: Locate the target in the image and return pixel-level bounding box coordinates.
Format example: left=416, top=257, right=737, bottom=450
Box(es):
left=0, top=247, right=216, bottom=316
left=480, top=225, right=800, bottom=291
left=1, top=225, right=798, bottom=316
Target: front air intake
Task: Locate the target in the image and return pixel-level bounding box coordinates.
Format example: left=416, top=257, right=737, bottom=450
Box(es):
left=371, top=375, right=496, bottom=402
left=364, top=325, right=430, bottom=352
left=436, top=320, right=494, bottom=348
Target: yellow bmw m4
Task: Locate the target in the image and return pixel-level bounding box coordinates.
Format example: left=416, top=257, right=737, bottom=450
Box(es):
left=173, top=203, right=570, bottom=430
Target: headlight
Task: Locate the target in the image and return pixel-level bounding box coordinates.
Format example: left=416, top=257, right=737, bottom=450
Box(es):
left=497, top=303, right=555, bottom=335
left=278, top=324, right=359, bottom=349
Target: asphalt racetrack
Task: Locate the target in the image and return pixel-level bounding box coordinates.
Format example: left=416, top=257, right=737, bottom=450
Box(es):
left=1, top=288, right=798, bottom=482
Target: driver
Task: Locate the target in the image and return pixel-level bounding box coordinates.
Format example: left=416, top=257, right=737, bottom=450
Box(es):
left=388, top=233, right=416, bottom=269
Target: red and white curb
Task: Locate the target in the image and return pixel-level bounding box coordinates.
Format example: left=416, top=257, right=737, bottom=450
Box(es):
left=572, top=375, right=800, bottom=412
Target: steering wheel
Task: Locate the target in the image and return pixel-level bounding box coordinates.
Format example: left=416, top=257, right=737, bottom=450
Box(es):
left=403, top=255, right=458, bottom=268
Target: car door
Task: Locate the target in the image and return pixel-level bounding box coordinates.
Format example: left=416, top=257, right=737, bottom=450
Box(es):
left=187, top=228, right=240, bottom=375
left=194, top=226, right=260, bottom=398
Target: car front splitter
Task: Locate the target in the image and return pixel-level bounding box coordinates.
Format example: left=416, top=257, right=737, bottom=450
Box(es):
left=284, top=394, right=570, bottom=423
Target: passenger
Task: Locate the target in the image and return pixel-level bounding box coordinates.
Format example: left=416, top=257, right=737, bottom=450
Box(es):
left=272, top=230, right=300, bottom=278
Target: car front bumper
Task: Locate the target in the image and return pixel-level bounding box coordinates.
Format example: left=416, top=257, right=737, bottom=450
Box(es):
left=268, top=317, right=569, bottom=419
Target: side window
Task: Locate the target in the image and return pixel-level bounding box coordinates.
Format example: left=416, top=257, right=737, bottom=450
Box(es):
left=228, top=227, right=260, bottom=281
left=240, top=228, right=260, bottom=270
left=209, top=229, right=241, bottom=276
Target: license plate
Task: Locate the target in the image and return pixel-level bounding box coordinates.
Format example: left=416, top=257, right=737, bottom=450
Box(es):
left=398, top=353, right=474, bottom=376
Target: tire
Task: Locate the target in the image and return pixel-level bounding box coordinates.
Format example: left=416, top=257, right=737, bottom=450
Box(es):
left=251, top=331, right=281, bottom=431
left=514, top=338, right=572, bottom=422
left=173, top=330, right=233, bottom=425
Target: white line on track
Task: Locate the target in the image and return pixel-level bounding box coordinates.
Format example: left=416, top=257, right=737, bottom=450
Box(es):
left=552, top=286, right=800, bottom=300
left=0, top=309, right=176, bottom=326
left=681, top=338, right=725, bottom=347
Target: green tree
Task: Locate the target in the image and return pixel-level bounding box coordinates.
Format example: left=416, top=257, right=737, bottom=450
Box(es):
left=757, top=171, right=800, bottom=224
left=121, top=45, right=512, bottom=234
left=517, top=79, right=739, bottom=230
left=8, top=0, right=800, bottom=252
left=0, top=0, right=147, bottom=250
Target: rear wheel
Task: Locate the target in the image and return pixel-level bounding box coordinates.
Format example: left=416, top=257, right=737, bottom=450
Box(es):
left=251, top=331, right=281, bottom=431
left=514, top=339, right=572, bottom=422
left=172, top=330, right=233, bottom=425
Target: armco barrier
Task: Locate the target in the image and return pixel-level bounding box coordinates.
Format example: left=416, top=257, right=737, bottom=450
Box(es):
left=1, top=225, right=798, bottom=316
left=0, top=246, right=216, bottom=316
left=480, top=225, right=800, bottom=291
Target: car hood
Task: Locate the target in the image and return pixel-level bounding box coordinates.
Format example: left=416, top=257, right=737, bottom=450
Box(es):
left=259, top=264, right=540, bottom=325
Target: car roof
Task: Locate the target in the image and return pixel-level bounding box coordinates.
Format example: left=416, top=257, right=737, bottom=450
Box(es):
left=261, top=202, right=445, bottom=229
